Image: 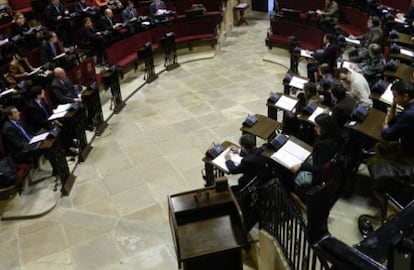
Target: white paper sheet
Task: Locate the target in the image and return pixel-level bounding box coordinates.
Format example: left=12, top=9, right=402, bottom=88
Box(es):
left=308, top=107, right=325, bottom=123
left=289, top=76, right=308, bottom=89
left=29, top=132, right=49, bottom=144
left=275, top=95, right=298, bottom=111
left=212, top=147, right=243, bottom=174
left=270, top=140, right=311, bottom=169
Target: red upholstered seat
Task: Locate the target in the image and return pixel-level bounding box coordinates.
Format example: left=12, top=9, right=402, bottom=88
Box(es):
left=8, top=0, right=32, bottom=14
left=266, top=19, right=324, bottom=51
left=338, top=6, right=368, bottom=36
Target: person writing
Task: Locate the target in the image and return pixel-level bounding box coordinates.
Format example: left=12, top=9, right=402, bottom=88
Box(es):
left=224, top=134, right=268, bottom=189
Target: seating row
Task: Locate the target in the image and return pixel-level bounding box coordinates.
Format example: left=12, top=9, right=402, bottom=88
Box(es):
left=265, top=18, right=324, bottom=51
left=105, top=16, right=219, bottom=68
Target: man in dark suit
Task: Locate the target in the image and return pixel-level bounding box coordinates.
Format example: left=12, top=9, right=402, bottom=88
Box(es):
left=307, top=33, right=337, bottom=83
left=51, top=67, right=94, bottom=131
left=25, top=86, right=78, bottom=156
left=121, top=1, right=140, bottom=34
left=44, top=0, right=72, bottom=47
left=51, top=67, right=82, bottom=104
left=330, top=84, right=356, bottom=127
left=100, top=8, right=124, bottom=42
left=225, top=134, right=268, bottom=189
left=39, top=31, right=76, bottom=70
left=2, top=106, right=37, bottom=163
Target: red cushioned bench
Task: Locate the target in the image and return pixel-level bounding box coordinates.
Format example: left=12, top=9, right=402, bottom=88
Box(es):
left=8, top=0, right=33, bottom=15
left=266, top=18, right=324, bottom=51
left=105, top=30, right=153, bottom=69
left=337, top=6, right=368, bottom=36
left=278, top=0, right=324, bottom=21
left=172, top=19, right=218, bottom=49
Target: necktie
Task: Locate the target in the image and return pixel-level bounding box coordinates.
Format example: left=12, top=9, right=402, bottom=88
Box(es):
left=38, top=100, right=50, bottom=118
left=51, top=43, right=57, bottom=56
left=13, top=121, right=31, bottom=142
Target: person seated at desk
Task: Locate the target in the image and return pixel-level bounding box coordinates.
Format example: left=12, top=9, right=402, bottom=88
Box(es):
left=1, top=106, right=39, bottom=164
left=347, top=16, right=383, bottom=63
left=75, top=0, right=99, bottom=19
left=315, top=0, right=339, bottom=32
left=350, top=43, right=385, bottom=88
left=307, top=33, right=338, bottom=83
left=291, top=113, right=342, bottom=188
left=338, top=67, right=373, bottom=108
left=80, top=17, right=106, bottom=66
left=39, top=31, right=77, bottom=70
left=150, top=0, right=167, bottom=17
left=10, top=13, right=30, bottom=37
left=330, top=83, right=356, bottom=127
left=45, top=0, right=73, bottom=47
left=99, top=8, right=124, bottom=42
left=51, top=67, right=94, bottom=131
left=25, top=86, right=78, bottom=157
left=224, top=134, right=268, bottom=190
left=7, top=50, right=36, bottom=89
left=121, top=1, right=140, bottom=34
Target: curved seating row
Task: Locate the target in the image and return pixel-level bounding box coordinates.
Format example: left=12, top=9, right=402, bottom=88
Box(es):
left=105, top=15, right=220, bottom=68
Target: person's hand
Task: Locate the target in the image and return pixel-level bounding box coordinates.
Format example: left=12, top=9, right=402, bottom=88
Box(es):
left=291, top=164, right=301, bottom=174
left=57, top=15, right=62, bottom=20
left=224, top=151, right=231, bottom=161
left=230, top=146, right=239, bottom=154
left=316, top=9, right=322, bottom=15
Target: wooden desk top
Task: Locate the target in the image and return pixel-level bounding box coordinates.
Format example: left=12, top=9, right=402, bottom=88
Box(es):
left=177, top=215, right=244, bottom=260
left=384, top=62, right=414, bottom=83
left=169, top=188, right=233, bottom=214
left=202, top=141, right=237, bottom=164
left=345, top=108, right=385, bottom=142
left=240, top=114, right=282, bottom=140
left=394, top=32, right=413, bottom=47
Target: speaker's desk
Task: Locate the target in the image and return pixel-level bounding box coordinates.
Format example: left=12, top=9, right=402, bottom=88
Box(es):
left=168, top=186, right=247, bottom=270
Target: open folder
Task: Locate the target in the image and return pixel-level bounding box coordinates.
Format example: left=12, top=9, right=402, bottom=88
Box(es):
left=212, top=147, right=243, bottom=173
left=270, top=137, right=312, bottom=169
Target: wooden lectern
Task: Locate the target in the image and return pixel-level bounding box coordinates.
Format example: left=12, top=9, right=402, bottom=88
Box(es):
left=168, top=186, right=248, bottom=270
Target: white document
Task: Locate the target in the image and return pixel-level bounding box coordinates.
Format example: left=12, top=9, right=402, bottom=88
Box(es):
left=53, top=53, right=66, bottom=60
left=48, top=111, right=67, bottom=120
left=0, top=88, right=15, bottom=97
left=236, top=3, right=248, bottom=8
left=53, top=103, right=72, bottom=114
left=275, top=95, right=298, bottom=111
left=394, top=18, right=405, bottom=24
left=308, top=106, right=325, bottom=123
left=289, top=76, right=308, bottom=89
left=29, top=132, right=49, bottom=144
left=300, top=49, right=313, bottom=59
left=270, top=140, right=311, bottom=169
left=380, top=84, right=393, bottom=105
left=27, top=67, right=41, bottom=76
left=400, top=48, right=414, bottom=58
left=342, top=60, right=353, bottom=70
left=212, top=147, right=243, bottom=174
left=344, top=37, right=360, bottom=46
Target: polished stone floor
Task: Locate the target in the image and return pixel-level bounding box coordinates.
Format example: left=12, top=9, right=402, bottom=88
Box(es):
left=0, top=11, right=376, bottom=270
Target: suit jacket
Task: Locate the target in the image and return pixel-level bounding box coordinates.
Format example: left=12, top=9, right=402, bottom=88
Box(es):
left=39, top=41, right=64, bottom=65
left=314, top=43, right=338, bottom=70
left=122, top=7, right=138, bottom=22
left=51, top=77, right=80, bottom=104
left=359, top=26, right=383, bottom=48
left=225, top=147, right=268, bottom=188
left=100, top=15, right=116, bottom=32
left=150, top=1, right=166, bottom=16
left=25, top=99, right=54, bottom=134
left=45, top=3, right=66, bottom=26
left=10, top=23, right=30, bottom=37
left=331, top=94, right=356, bottom=127
left=80, top=26, right=98, bottom=47
left=2, top=120, right=30, bottom=156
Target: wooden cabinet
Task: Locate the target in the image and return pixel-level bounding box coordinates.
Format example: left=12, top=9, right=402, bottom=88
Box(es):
left=168, top=187, right=248, bottom=270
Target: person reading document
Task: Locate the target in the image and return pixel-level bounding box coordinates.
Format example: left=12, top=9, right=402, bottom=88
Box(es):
left=290, top=113, right=342, bottom=188
left=224, top=134, right=267, bottom=189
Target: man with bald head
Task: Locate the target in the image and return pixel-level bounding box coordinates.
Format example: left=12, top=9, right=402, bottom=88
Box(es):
left=51, top=67, right=82, bottom=104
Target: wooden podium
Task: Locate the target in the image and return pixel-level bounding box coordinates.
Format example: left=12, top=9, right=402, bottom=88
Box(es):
left=168, top=186, right=248, bottom=270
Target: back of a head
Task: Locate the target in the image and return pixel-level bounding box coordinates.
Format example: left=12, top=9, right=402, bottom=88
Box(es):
left=371, top=16, right=380, bottom=27
left=331, top=84, right=346, bottom=100
left=368, top=43, right=382, bottom=58
left=315, top=113, right=339, bottom=139
left=391, top=80, right=414, bottom=99
left=239, top=134, right=256, bottom=151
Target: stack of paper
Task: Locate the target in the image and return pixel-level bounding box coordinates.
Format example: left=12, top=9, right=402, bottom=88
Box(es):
left=275, top=95, right=298, bottom=111
left=308, top=107, right=326, bottom=123
left=400, top=48, right=414, bottom=58
left=53, top=103, right=73, bottom=114
left=300, top=49, right=313, bottom=59
left=29, top=132, right=49, bottom=144
left=344, top=37, right=360, bottom=46
left=212, top=147, right=242, bottom=173
left=289, top=76, right=308, bottom=89
left=270, top=140, right=311, bottom=169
